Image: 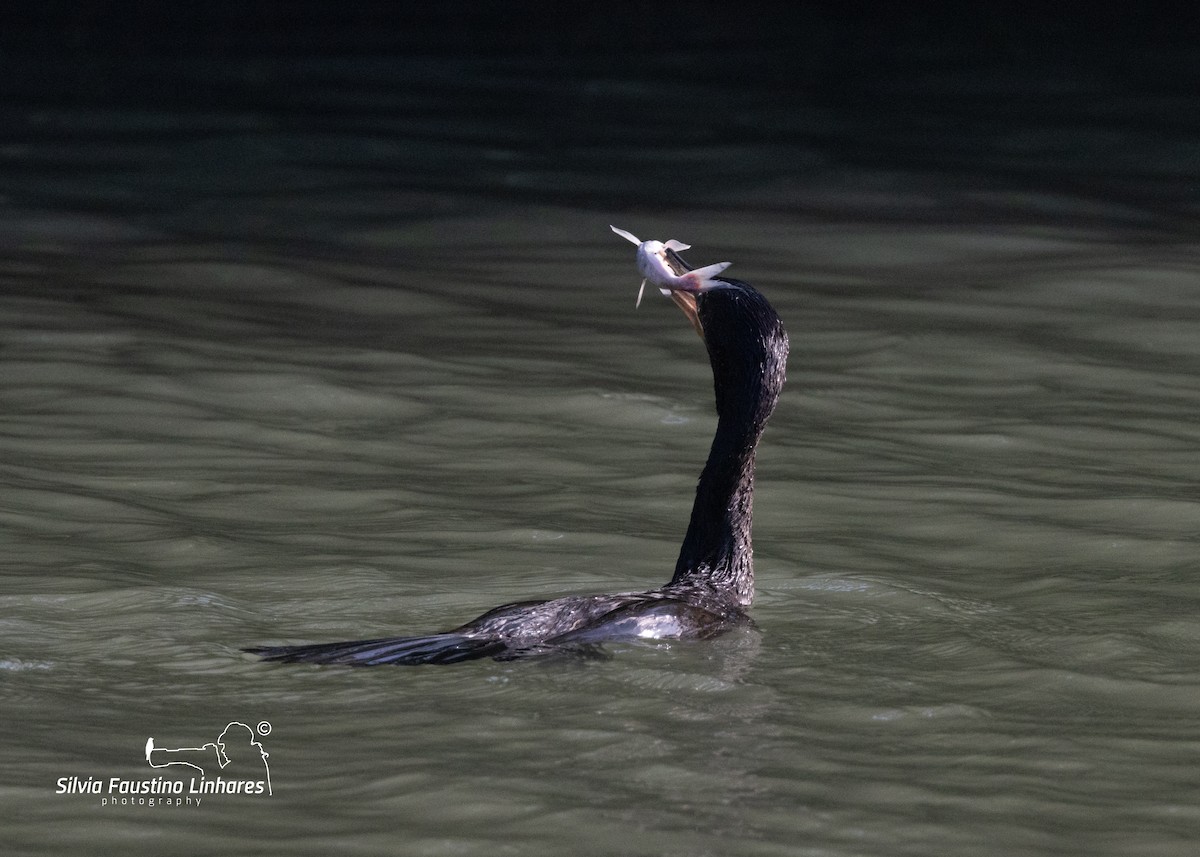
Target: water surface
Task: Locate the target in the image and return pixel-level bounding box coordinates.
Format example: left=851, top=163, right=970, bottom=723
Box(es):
left=3, top=43, right=1200, bottom=857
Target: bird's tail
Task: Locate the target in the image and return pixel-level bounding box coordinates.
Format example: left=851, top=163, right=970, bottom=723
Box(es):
left=243, top=633, right=507, bottom=666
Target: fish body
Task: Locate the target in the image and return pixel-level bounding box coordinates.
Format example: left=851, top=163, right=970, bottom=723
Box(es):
left=610, top=225, right=732, bottom=306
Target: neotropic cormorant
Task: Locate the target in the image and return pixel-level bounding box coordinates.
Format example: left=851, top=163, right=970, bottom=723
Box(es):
left=244, top=228, right=787, bottom=665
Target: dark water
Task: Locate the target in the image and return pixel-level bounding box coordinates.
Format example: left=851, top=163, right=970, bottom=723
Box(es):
left=3, top=28, right=1200, bottom=857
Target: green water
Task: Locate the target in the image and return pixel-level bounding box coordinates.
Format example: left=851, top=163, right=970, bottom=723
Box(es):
left=3, top=47, right=1200, bottom=857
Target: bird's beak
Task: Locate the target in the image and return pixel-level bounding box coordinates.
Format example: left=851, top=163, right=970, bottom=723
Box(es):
left=661, top=246, right=705, bottom=341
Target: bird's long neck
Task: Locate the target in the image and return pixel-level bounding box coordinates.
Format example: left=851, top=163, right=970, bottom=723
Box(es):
left=669, top=402, right=764, bottom=606
left=655, top=256, right=786, bottom=608
left=670, top=288, right=785, bottom=606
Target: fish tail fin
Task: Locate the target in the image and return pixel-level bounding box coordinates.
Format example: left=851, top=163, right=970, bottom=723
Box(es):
left=688, top=261, right=732, bottom=288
